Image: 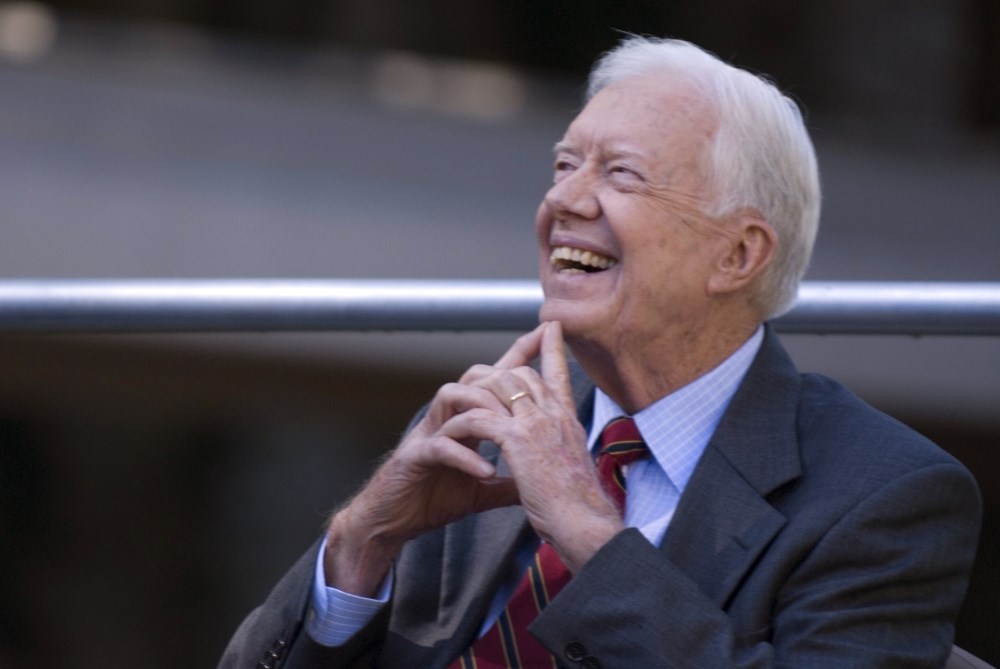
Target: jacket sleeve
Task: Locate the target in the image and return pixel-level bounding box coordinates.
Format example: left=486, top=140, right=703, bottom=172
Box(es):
left=217, top=540, right=389, bottom=669
left=530, top=461, right=981, bottom=669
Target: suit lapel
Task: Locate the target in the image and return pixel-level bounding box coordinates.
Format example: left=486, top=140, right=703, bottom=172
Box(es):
left=438, top=503, right=533, bottom=649
left=661, top=450, right=790, bottom=607
left=661, top=327, right=802, bottom=607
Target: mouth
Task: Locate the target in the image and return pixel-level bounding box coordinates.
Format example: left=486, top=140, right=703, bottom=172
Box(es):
left=549, top=246, right=618, bottom=274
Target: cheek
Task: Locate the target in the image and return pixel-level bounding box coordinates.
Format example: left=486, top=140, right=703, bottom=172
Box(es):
left=534, top=203, right=550, bottom=242
left=621, top=238, right=699, bottom=307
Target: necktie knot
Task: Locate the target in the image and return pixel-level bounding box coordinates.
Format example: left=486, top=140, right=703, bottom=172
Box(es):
left=597, top=417, right=649, bottom=514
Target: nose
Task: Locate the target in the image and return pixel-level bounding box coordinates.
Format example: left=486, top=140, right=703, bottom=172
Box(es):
left=543, top=165, right=601, bottom=221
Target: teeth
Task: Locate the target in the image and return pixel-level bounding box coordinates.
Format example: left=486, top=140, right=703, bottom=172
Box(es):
left=550, top=246, right=617, bottom=271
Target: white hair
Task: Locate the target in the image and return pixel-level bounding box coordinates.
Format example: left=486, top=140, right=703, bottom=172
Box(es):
left=587, top=36, right=821, bottom=318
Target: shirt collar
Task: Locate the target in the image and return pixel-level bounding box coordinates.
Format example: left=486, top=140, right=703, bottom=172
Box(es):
left=588, top=326, right=764, bottom=491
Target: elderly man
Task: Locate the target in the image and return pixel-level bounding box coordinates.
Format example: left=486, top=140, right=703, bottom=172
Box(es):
left=221, top=37, right=980, bottom=668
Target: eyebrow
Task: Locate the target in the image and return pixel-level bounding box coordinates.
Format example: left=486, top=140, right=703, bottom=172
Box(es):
left=552, top=141, right=578, bottom=156
left=553, top=140, right=647, bottom=163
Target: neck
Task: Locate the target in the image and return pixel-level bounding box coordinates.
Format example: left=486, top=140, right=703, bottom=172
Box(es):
left=570, top=315, right=761, bottom=414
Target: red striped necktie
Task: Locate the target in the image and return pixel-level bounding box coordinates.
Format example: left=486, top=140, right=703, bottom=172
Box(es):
left=449, top=417, right=648, bottom=669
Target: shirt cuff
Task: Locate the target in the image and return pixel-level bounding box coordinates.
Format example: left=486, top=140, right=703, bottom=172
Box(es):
left=307, top=535, right=393, bottom=647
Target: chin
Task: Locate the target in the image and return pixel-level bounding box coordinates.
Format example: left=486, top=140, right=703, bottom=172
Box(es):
left=539, top=297, right=572, bottom=327
left=539, top=300, right=596, bottom=341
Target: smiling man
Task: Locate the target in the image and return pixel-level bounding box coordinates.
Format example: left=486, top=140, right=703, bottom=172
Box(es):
left=221, top=37, right=980, bottom=669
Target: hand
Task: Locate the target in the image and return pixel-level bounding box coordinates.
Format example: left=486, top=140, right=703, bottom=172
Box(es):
left=324, top=325, right=549, bottom=595
left=441, top=321, right=624, bottom=572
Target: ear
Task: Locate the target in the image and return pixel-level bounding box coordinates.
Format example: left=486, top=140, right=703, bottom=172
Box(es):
left=707, top=213, right=777, bottom=296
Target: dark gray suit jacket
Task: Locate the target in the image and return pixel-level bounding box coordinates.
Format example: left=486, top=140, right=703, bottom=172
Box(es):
left=220, top=328, right=981, bottom=668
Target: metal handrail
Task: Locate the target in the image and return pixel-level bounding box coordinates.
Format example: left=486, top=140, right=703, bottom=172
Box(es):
left=0, top=280, right=997, bottom=335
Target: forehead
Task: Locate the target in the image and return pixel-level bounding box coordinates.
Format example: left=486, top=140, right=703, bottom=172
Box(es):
left=560, top=75, right=716, bottom=162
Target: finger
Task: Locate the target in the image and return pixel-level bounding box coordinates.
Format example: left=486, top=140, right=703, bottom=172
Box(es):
left=505, top=367, right=548, bottom=411
left=425, top=382, right=509, bottom=426
left=416, top=433, right=498, bottom=479
left=506, top=387, right=537, bottom=415
left=455, top=364, right=538, bottom=415
left=483, top=369, right=538, bottom=414
left=457, top=363, right=499, bottom=386
left=439, top=408, right=509, bottom=452
left=503, top=324, right=568, bottom=411
left=493, top=323, right=547, bottom=370
left=539, top=321, right=574, bottom=407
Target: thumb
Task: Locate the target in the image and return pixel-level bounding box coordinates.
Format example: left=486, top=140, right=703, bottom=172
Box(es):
left=494, top=323, right=547, bottom=369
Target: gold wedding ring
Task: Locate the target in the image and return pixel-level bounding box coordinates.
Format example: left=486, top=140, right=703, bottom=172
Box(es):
left=508, top=390, right=532, bottom=405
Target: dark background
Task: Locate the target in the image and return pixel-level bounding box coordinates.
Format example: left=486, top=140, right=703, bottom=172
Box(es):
left=38, top=0, right=1000, bottom=133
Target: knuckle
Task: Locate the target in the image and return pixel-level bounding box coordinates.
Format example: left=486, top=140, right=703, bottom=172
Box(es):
left=426, top=435, right=450, bottom=460
left=460, top=363, right=493, bottom=382
left=464, top=407, right=490, bottom=423
left=512, top=366, right=540, bottom=383
left=441, top=381, right=461, bottom=390
left=432, top=382, right=460, bottom=402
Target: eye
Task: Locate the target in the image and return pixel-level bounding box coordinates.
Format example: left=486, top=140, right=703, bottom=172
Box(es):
left=608, top=163, right=643, bottom=187
left=553, top=157, right=577, bottom=181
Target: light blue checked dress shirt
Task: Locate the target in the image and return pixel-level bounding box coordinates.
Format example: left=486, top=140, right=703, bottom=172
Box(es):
left=308, top=327, right=764, bottom=646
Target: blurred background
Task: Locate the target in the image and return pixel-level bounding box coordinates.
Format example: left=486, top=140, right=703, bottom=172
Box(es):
left=0, top=1, right=997, bottom=666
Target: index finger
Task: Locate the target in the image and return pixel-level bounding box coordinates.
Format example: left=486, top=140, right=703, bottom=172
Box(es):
left=539, top=321, right=573, bottom=405
left=493, top=323, right=546, bottom=370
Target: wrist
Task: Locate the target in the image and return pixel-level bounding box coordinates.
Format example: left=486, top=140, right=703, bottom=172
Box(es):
left=554, top=514, right=624, bottom=574
left=323, top=506, right=403, bottom=597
